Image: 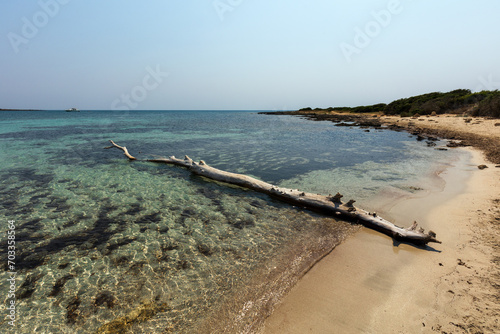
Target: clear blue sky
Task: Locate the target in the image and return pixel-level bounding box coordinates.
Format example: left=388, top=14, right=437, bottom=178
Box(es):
left=1, top=0, right=499, bottom=110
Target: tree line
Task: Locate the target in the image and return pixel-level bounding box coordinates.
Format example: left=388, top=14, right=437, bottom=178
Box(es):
left=300, top=89, right=500, bottom=118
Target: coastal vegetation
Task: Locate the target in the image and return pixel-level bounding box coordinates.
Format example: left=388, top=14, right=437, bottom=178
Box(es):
left=301, top=89, right=500, bottom=118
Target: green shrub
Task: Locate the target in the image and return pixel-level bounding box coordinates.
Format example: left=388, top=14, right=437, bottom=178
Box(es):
left=298, top=89, right=500, bottom=118
left=472, top=90, right=500, bottom=117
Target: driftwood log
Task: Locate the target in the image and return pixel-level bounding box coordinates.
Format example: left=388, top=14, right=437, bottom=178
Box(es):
left=105, top=140, right=441, bottom=245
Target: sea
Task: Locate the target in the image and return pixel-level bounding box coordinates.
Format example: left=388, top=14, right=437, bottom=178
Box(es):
left=0, top=110, right=465, bottom=333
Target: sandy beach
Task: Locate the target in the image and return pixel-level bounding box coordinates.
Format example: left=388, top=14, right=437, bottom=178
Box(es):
left=263, top=115, right=500, bottom=333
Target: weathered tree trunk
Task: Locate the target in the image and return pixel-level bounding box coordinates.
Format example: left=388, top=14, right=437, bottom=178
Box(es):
left=105, top=140, right=441, bottom=245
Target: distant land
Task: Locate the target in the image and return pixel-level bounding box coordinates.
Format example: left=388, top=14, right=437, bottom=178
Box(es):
left=0, top=108, right=44, bottom=111
left=2, top=89, right=499, bottom=117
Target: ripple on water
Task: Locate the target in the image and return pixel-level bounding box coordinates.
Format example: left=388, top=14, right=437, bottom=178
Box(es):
left=0, top=111, right=464, bottom=333
left=0, top=161, right=358, bottom=333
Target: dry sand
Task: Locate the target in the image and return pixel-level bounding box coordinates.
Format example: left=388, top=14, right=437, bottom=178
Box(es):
left=380, top=114, right=500, bottom=164
left=381, top=114, right=500, bottom=141
left=263, top=116, right=500, bottom=333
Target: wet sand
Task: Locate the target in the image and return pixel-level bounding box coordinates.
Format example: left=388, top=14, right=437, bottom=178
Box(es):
left=263, top=147, right=500, bottom=333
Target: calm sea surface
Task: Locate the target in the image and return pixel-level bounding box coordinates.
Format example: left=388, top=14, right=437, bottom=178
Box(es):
left=0, top=110, right=463, bottom=333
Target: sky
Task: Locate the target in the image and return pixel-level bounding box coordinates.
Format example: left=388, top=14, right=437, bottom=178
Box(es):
left=1, top=0, right=499, bottom=110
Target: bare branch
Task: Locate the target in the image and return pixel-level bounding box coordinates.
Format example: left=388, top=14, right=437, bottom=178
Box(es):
left=105, top=140, right=137, bottom=160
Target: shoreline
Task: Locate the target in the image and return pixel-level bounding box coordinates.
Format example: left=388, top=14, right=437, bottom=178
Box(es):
left=264, top=147, right=500, bottom=333
left=262, top=114, right=500, bottom=333
left=260, top=111, right=500, bottom=165
left=369, top=148, right=500, bottom=332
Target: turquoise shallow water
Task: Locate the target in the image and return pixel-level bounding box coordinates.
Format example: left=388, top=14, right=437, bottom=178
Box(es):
left=0, top=110, right=463, bottom=333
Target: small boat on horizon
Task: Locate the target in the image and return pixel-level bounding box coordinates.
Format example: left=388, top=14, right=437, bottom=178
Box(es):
left=65, top=108, right=80, bottom=112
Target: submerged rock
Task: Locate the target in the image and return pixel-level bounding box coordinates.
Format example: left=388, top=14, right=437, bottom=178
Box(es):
left=96, top=300, right=170, bottom=334
left=94, top=291, right=116, bottom=309
left=66, top=296, right=81, bottom=324
left=48, top=274, right=74, bottom=297
left=17, top=273, right=45, bottom=300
